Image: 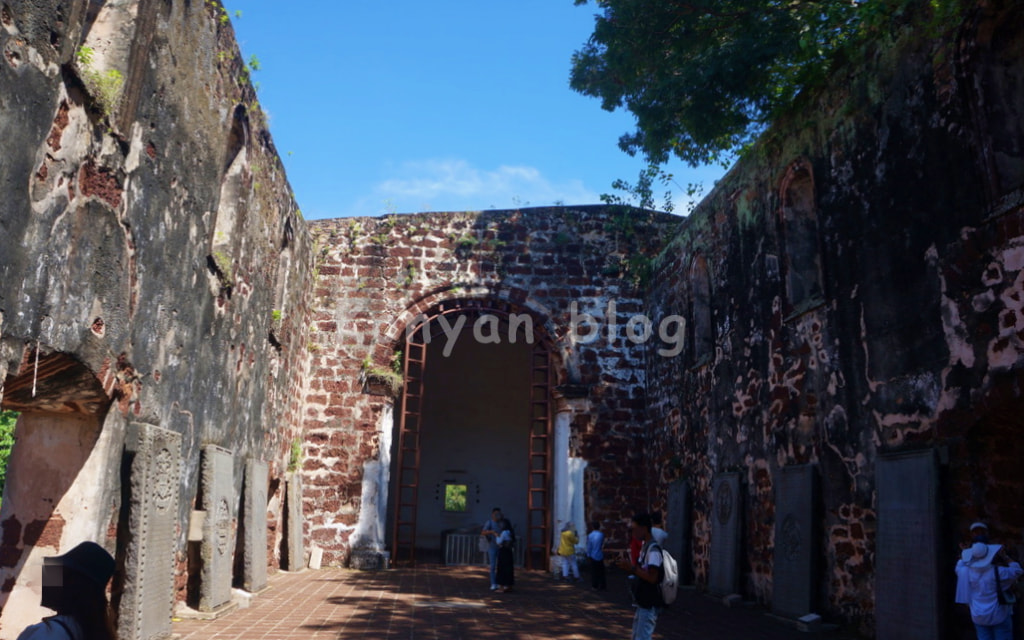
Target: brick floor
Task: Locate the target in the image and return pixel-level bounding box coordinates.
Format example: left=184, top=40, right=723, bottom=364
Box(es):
left=173, top=565, right=863, bottom=640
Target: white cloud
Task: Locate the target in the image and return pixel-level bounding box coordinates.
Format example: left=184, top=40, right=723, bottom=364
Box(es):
left=348, top=158, right=601, bottom=216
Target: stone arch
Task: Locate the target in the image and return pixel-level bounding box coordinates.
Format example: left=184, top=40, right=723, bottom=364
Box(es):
left=778, top=159, right=824, bottom=314
left=208, top=105, right=251, bottom=294
left=0, top=346, right=118, bottom=632
left=376, top=287, right=568, bottom=386
left=383, top=293, right=561, bottom=570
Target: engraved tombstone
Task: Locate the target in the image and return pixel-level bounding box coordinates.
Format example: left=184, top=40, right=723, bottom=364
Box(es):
left=284, top=473, right=304, bottom=571
left=876, top=450, right=940, bottom=640
left=709, top=473, right=741, bottom=596
left=666, top=478, right=693, bottom=584
left=772, top=464, right=817, bottom=619
left=199, top=446, right=235, bottom=612
left=119, top=423, right=181, bottom=640
left=243, top=459, right=268, bottom=592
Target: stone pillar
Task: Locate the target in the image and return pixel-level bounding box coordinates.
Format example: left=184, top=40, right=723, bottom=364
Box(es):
left=199, top=445, right=234, bottom=612
left=242, top=459, right=268, bottom=592
left=283, top=472, right=304, bottom=571
left=119, top=423, right=182, bottom=640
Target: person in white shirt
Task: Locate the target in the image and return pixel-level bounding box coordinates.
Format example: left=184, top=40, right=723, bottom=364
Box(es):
left=956, top=542, right=1023, bottom=640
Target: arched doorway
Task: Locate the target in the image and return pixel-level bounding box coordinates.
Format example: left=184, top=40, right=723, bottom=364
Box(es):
left=389, top=298, right=553, bottom=569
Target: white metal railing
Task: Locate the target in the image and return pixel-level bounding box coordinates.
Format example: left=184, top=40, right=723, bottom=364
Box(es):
left=443, top=534, right=524, bottom=567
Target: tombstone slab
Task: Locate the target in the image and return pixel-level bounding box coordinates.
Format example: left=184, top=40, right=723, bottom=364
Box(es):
left=199, top=446, right=235, bottom=612
left=666, top=478, right=692, bottom=584
left=709, top=473, right=741, bottom=596
left=772, top=464, right=817, bottom=619
left=119, top=423, right=182, bottom=640
left=875, top=450, right=940, bottom=640
left=242, top=459, right=268, bottom=592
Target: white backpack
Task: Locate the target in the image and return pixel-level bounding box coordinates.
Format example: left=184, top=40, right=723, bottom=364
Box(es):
left=651, top=542, right=678, bottom=605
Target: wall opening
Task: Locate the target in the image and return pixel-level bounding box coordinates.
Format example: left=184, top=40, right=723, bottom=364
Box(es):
left=387, top=301, right=553, bottom=568
left=779, top=161, right=824, bottom=315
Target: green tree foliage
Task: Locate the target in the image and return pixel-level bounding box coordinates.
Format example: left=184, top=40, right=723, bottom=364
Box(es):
left=570, top=0, right=960, bottom=167
left=0, top=411, right=17, bottom=503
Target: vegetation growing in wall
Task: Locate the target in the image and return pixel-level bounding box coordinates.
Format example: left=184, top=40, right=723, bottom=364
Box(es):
left=360, top=351, right=404, bottom=397
left=288, top=437, right=302, bottom=472
left=0, top=411, right=16, bottom=507
left=74, top=46, right=123, bottom=119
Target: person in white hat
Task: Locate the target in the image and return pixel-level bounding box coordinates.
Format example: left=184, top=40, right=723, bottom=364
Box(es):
left=955, top=541, right=1023, bottom=640
left=16, top=541, right=117, bottom=640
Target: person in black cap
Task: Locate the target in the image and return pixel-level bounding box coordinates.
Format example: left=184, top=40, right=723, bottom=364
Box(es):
left=17, top=541, right=116, bottom=640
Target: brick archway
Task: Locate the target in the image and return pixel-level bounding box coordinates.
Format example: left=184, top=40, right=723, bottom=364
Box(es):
left=388, top=296, right=557, bottom=570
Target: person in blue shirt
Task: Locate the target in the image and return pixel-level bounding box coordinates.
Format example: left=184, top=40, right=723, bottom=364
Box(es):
left=481, top=507, right=503, bottom=590
left=587, top=520, right=606, bottom=590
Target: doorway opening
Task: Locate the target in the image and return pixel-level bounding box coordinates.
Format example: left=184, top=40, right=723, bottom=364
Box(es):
left=388, top=299, right=553, bottom=569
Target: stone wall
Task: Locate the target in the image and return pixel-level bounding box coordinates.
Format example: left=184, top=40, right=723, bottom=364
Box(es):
left=0, top=0, right=312, bottom=634
left=643, top=0, right=1024, bottom=633
left=303, top=207, right=677, bottom=565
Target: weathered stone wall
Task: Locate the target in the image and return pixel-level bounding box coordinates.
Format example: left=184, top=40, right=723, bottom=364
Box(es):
left=303, top=207, right=676, bottom=565
left=0, top=0, right=312, bottom=633
left=643, top=0, right=1024, bottom=634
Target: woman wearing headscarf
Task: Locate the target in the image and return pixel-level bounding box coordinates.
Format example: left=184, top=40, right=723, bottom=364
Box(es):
left=17, top=541, right=117, bottom=640
left=494, top=518, right=515, bottom=593
left=956, top=541, right=1023, bottom=640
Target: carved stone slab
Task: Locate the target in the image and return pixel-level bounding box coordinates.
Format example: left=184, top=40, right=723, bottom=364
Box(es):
left=876, top=450, right=940, bottom=640
left=666, top=478, right=692, bottom=584
left=284, top=473, right=304, bottom=571
left=199, top=446, right=234, bottom=611
left=772, top=464, right=817, bottom=619
left=709, top=473, right=741, bottom=596
left=243, top=459, right=268, bottom=592
left=119, top=423, right=181, bottom=640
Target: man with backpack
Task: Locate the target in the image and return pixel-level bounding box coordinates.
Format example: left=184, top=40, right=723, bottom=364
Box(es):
left=616, top=513, right=665, bottom=640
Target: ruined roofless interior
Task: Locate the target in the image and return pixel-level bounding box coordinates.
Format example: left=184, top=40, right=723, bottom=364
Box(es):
left=1, top=0, right=1024, bottom=638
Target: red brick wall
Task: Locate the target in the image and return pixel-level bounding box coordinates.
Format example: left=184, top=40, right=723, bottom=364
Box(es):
left=300, top=206, right=678, bottom=563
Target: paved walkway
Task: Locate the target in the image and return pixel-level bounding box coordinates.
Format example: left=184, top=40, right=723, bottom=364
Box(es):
left=173, top=565, right=862, bottom=640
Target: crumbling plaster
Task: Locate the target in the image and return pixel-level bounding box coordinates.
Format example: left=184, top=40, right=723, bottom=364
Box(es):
left=0, top=0, right=313, bottom=627
left=643, top=0, right=1024, bottom=632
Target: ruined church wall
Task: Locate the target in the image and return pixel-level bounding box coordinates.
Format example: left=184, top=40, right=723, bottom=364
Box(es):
left=644, top=1, right=1024, bottom=633
left=303, top=207, right=674, bottom=565
left=0, top=0, right=313, bottom=627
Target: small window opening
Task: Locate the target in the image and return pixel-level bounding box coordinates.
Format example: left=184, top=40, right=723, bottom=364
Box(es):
left=443, top=483, right=468, bottom=512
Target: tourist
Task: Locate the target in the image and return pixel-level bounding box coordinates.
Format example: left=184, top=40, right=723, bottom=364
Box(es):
left=968, top=522, right=991, bottom=545
left=616, top=513, right=664, bottom=640
left=481, top=507, right=503, bottom=590
left=955, top=542, right=1023, bottom=640
left=557, top=522, right=580, bottom=582
left=586, top=520, right=606, bottom=590
left=17, top=541, right=117, bottom=640
left=494, top=518, right=515, bottom=592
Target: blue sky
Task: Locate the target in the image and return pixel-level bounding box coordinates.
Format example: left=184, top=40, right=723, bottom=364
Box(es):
left=222, top=1, right=726, bottom=220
